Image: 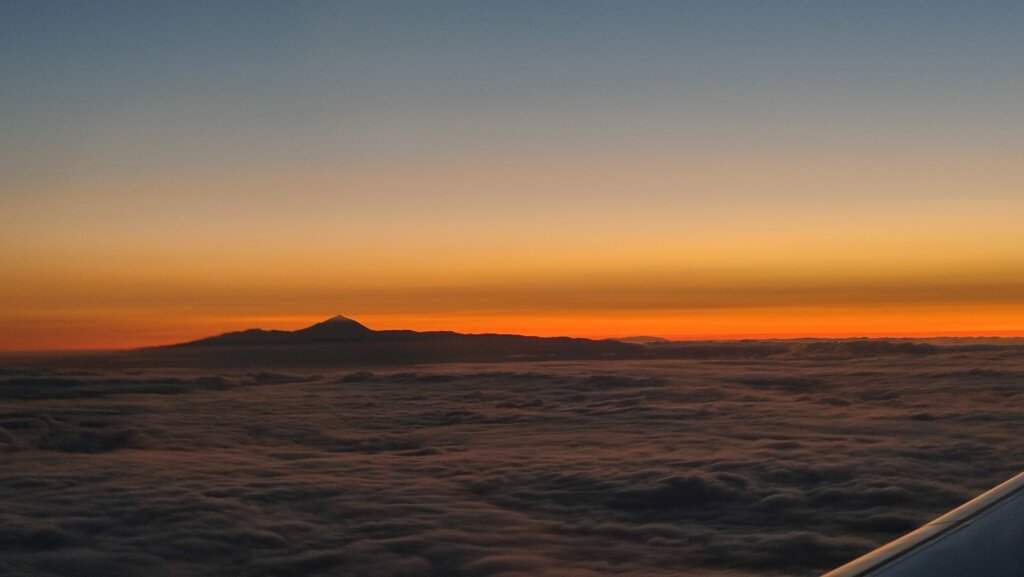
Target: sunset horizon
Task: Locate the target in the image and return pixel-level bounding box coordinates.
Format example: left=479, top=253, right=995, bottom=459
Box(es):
left=6, top=309, right=1024, bottom=352
left=3, top=3, right=1023, bottom=576
left=4, top=2, right=1023, bottom=352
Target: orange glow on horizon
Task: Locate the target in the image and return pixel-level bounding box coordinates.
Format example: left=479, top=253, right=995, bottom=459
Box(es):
left=4, top=305, right=1024, bottom=352
left=4, top=4, right=1024, bottom=355
left=4, top=150, right=1023, bottom=352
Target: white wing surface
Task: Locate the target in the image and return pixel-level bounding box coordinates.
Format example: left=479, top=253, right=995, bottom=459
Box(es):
left=822, top=472, right=1024, bottom=577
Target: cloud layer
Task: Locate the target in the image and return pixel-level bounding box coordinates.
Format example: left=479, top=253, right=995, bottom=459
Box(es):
left=2, top=349, right=1023, bottom=576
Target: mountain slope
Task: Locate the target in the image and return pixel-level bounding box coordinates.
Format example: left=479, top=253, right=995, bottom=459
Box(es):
left=175, top=315, right=372, bottom=347
left=139, top=316, right=1020, bottom=369
left=163, top=315, right=642, bottom=365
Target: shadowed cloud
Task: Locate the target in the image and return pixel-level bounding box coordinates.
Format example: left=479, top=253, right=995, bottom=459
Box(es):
left=2, top=350, right=1023, bottom=576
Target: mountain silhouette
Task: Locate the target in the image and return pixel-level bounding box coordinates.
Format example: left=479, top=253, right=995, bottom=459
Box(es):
left=294, top=314, right=374, bottom=338
left=163, top=315, right=642, bottom=366
left=178, top=314, right=373, bottom=347
left=131, top=315, right=993, bottom=370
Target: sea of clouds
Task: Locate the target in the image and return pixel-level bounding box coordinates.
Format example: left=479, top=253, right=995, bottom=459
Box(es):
left=2, top=350, right=1023, bottom=576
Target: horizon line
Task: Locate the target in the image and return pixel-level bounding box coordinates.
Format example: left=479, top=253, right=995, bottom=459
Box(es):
left=2, top=314, right=1024, bottom=354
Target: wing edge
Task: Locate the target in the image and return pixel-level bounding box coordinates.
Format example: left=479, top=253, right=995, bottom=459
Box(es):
left=821, top=471, right=1024, bottom=577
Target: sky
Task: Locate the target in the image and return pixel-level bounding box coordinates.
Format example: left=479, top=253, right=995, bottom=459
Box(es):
left=2, top=1, right=1023, bottom=350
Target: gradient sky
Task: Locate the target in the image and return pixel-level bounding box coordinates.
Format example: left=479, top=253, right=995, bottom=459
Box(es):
left=2, top=1, right=1023, bottom=350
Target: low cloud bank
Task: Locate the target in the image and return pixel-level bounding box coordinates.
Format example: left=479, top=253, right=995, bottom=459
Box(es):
left=2, top=351, right=1023, bottom=576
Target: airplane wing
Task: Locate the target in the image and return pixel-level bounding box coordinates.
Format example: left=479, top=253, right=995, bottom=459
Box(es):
left=822, top=471, right=1024, bottom=577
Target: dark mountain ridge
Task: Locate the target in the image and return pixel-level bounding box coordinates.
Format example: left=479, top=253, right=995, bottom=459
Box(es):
left=177, top=315, right=375, bottom=347
left=21, top=316, right=1011, bottom=370
left=161, top=315, right=642, bottom=366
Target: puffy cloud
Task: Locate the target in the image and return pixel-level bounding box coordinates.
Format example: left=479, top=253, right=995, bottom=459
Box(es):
left=1, top=349, right=1023, bottom=576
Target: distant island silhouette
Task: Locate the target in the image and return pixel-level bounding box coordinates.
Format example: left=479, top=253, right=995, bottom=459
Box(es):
left=2, top=316, right=1017, bottom=371
left=160, top=314, right=640, bottom=365
left=114, top=315, right=1015, bottom=369
left=175, top=315, right=377, bottom=347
